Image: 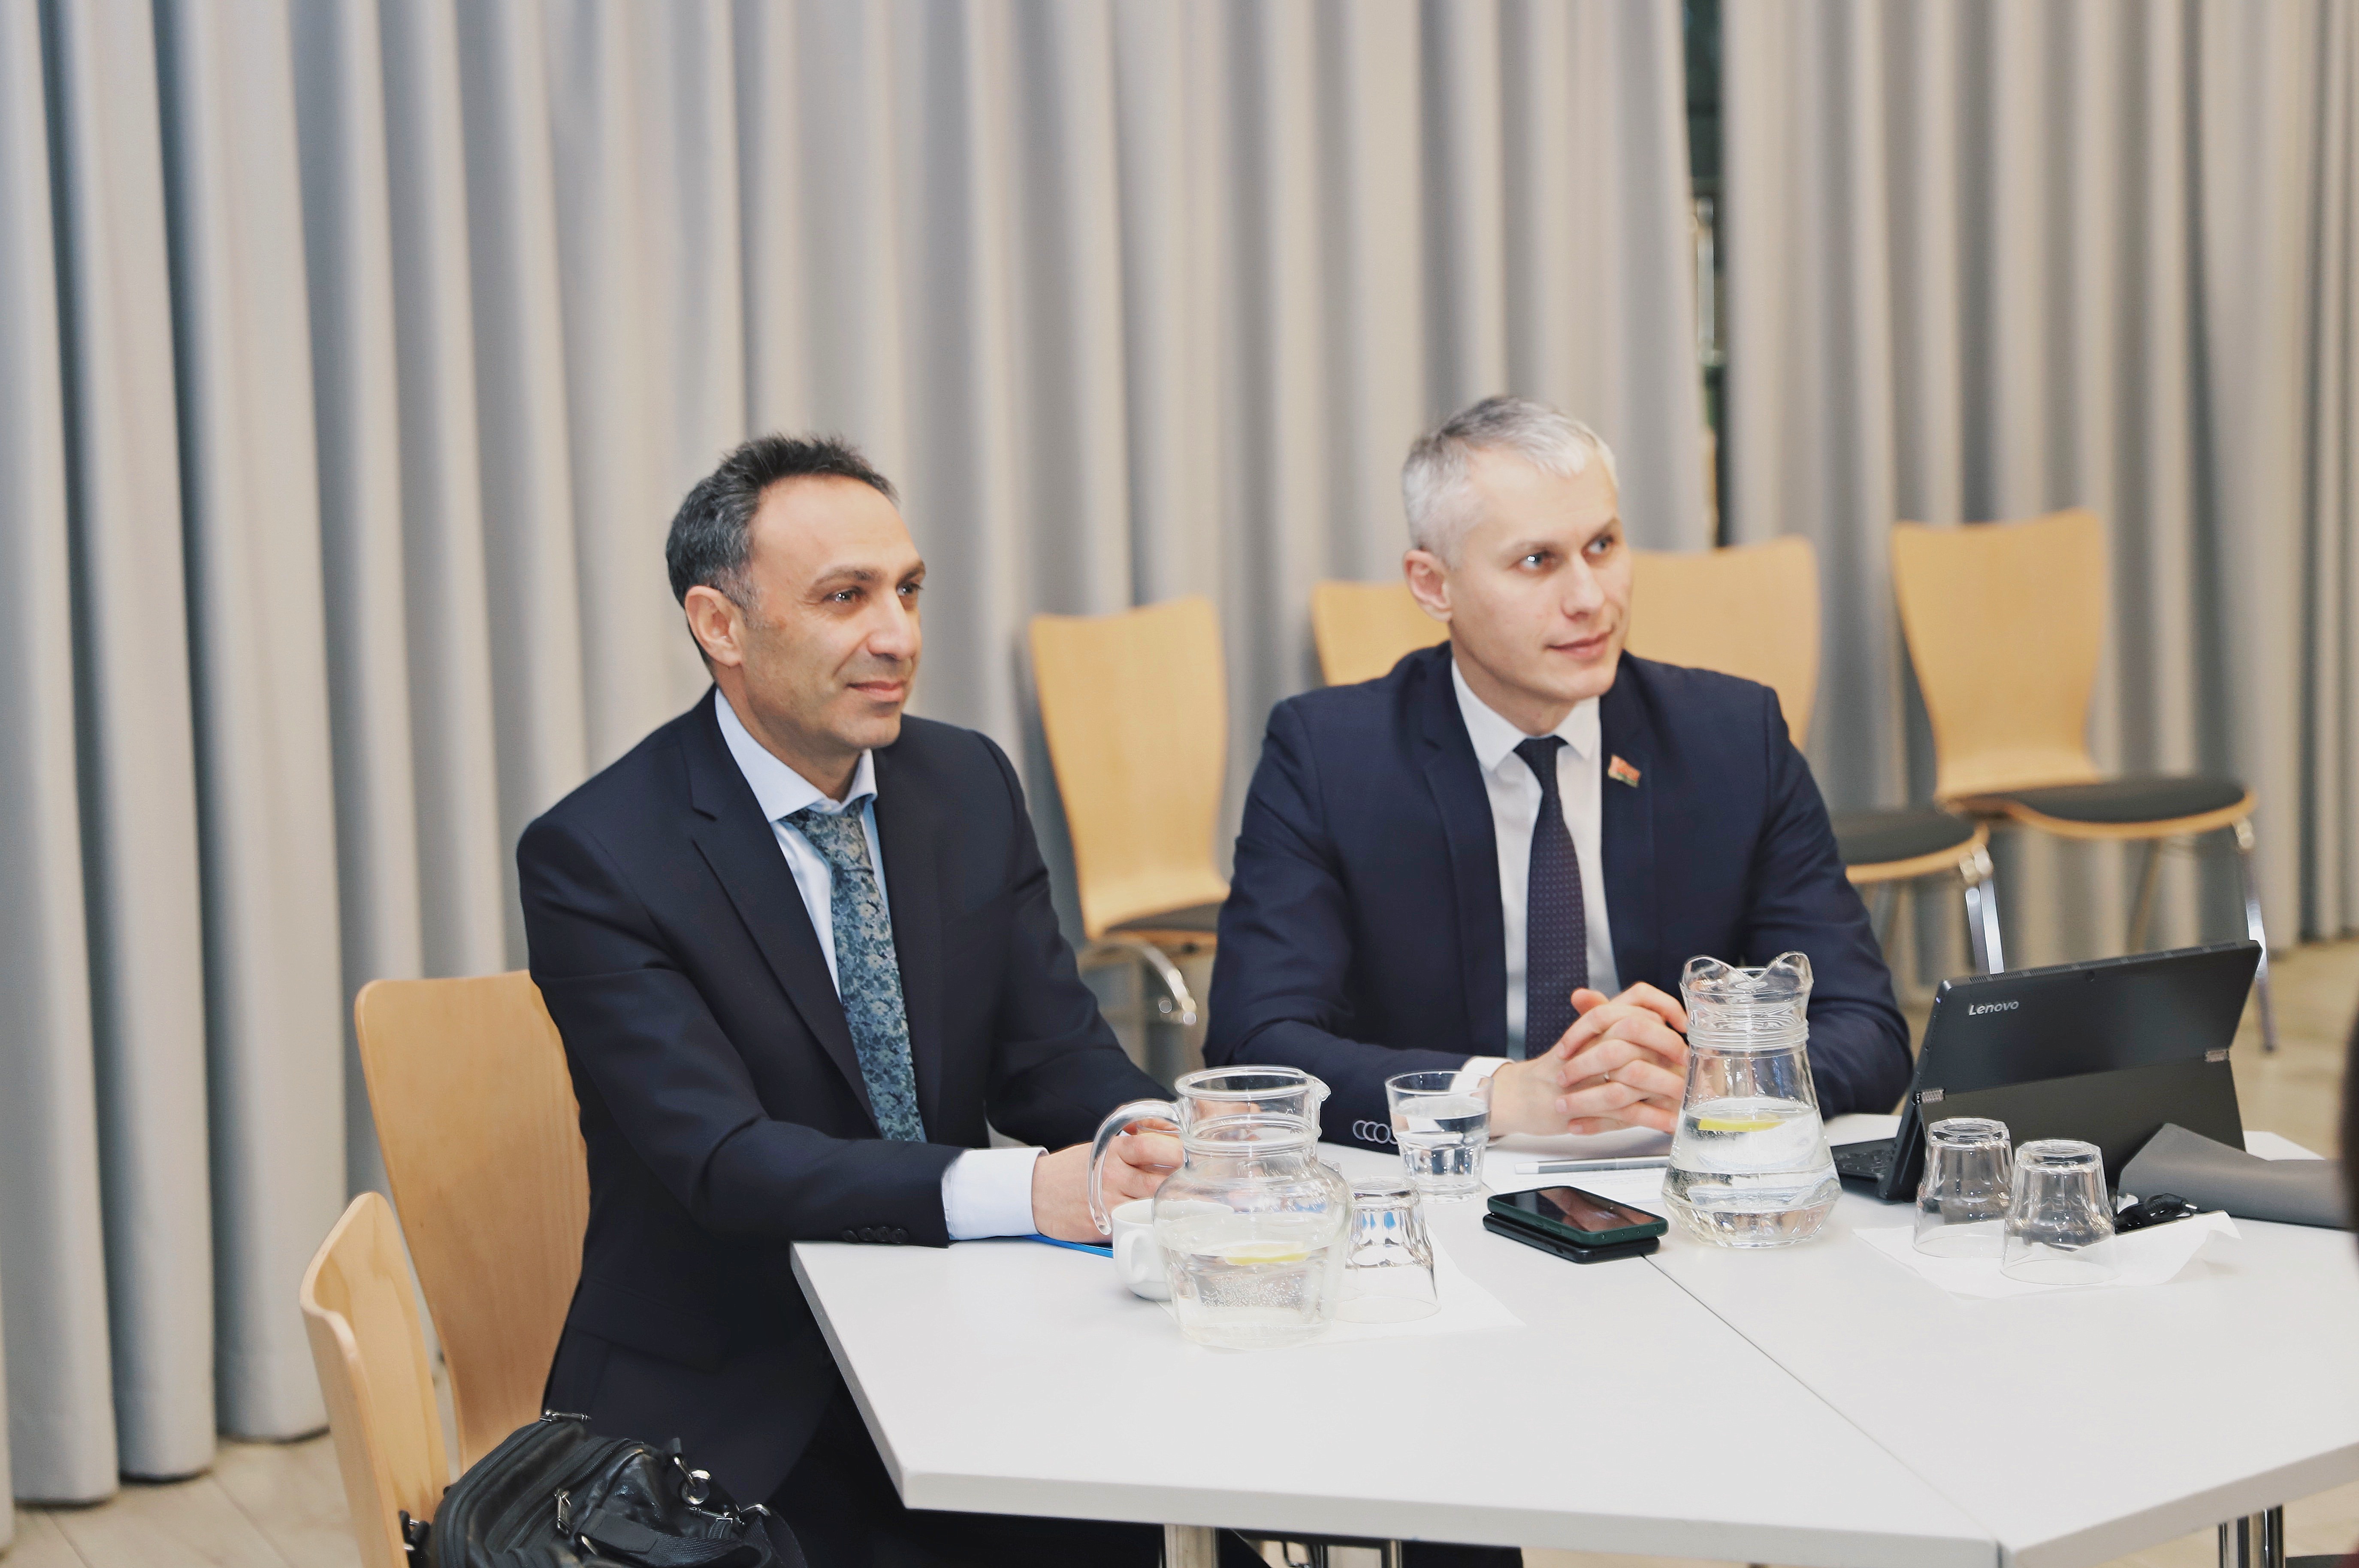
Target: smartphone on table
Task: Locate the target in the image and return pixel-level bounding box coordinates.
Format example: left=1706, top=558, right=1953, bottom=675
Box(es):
left=1484, top=1184, right=1667, bottom=1264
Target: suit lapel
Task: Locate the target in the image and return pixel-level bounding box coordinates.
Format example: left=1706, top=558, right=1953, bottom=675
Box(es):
left=1415, top=650, right=1509, bottom=1057
left=869, top=746, right=946, bottom=1139
left=1598, top=673, right=1660, bottom=992
left=681, top=691, right=877, bottom=1130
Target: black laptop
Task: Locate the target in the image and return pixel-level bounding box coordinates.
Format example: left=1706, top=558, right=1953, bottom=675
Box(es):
left=1832, top=940, right=2259, bottom=1201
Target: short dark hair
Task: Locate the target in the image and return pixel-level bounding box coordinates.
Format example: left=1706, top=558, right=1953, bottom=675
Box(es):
left=664, top=434, right=899, bottom=609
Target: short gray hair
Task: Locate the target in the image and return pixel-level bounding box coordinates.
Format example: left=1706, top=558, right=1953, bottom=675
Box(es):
left=1400, top=395, right=1619, bottom=561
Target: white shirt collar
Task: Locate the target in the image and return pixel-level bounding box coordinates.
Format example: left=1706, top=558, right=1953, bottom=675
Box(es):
left=1450, top=656, right=1600, bottom=777
left=714, top=690, right=876, bottom=821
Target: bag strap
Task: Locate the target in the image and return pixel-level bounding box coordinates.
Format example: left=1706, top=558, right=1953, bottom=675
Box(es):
left=570, top=1506, right=770, bottom=1568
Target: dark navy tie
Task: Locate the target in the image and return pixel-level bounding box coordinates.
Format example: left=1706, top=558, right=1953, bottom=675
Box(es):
left=1515, top=736, right=1588, bottom=1058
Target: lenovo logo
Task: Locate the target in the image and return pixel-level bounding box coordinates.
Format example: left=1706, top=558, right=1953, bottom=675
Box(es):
left=1968, top=1000, right=2019, bottom=1016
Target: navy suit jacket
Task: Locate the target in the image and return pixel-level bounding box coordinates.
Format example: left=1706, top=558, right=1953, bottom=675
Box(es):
left=1206, top=645, right=1909, bottom=1141
left=518, top=688, right=1159, bottom=1505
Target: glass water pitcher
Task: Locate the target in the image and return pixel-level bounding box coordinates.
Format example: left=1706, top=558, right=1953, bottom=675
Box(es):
left=1661, top=953, right=1840, bottom=1248
left=1087, top=1066, right=1330, bottom=1234
left=1150, top=1112, right=1352, bottom=1349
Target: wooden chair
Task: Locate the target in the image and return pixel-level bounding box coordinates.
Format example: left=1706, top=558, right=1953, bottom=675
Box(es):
left=1891, top=510, right=2275, bottom=1043
left=1310, top=579, right=1447, bottom=686
left=1029, top=596, right=1231, bottom=1028
left=1628, top=537, right=1821, bottom=744
left=354, top=972, right=589, bottom=1471
left=300, top=1192, right=448, bottom=1568
left=1626, top=536, right=2003, bottom=974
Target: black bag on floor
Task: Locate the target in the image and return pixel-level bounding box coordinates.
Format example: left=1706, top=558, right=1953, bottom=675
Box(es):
left=414, top=1411, right=799, bottom=1568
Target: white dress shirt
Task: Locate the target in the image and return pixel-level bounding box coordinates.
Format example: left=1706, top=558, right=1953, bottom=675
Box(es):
left=1450, top=660, right=1620, bottom=1070
left=716, top=695, right=1040, bottom=1240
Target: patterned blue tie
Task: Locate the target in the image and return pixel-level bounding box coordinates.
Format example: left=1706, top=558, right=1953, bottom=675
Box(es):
left=786, top=806, right=925, bottom=1141
left=1515, top=736, right=1589, bottom=1059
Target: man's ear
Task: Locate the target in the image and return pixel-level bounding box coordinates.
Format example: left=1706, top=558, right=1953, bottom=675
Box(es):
left=1402, top=549, right=1453, bottom=623
left=683, top=585, right=747, bottom=669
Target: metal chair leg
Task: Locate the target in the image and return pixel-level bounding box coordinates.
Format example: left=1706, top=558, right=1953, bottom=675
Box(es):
left=1084, top=937, right=1201, bottom=1028
left=1960, top=843, right=2005, bottom=975
left=2127, top=838, right=2164, bottom=952
left=2232, top=820, right=2280, bottom=1054
left=2218, top=1505, right=2286, bottom=1568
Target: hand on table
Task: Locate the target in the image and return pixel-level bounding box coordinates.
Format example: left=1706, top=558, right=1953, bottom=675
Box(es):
left=1488, top=982, right=1691, bottom=1137
left=1029, top=1126, right=1182, bottom=1242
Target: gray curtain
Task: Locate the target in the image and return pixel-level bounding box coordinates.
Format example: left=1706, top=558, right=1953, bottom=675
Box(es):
left=0, top=0, right=1703, bottom=1506
left=1724, top=0, right=2359, bottom=971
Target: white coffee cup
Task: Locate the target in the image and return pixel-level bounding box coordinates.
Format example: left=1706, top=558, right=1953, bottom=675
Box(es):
left=1108, top=1199, right=1168, bottom=1300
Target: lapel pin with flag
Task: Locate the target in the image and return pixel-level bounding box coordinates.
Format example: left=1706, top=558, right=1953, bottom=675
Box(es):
left=1608, top=754, right=1642, bottom=788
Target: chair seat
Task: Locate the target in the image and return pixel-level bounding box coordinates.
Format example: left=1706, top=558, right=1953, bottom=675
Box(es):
left=1991, top=774, right=2248, bottom=825
left=1109, top=901, right=1224, bottom=937
left=1832, top=807, right=1978, bottom=868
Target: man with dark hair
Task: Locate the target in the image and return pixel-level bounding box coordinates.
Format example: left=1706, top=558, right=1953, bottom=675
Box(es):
left=521, top=434, right=1172, bottom=1565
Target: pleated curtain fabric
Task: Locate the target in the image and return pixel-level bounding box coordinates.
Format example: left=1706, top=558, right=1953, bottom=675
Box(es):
left=0, top=0, right=1704, bottom=1505
left=1723, top=0, right=2359, bottom=970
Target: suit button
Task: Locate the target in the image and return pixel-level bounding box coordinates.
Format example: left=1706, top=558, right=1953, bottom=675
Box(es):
left=889, top=1228, right=907, bottom=1244
left=858, top=1227, right=877, bottom=1243
left=840, top=1230, right=857, bottom=1243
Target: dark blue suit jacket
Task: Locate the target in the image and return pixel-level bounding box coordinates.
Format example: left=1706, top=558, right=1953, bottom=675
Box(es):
left=1206, top=645, right=1909, bottom=1142
left=518, top=688, right=1159, bottom=1505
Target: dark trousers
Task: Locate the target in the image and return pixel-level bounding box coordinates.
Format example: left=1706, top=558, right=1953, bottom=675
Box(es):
left=774, top=1386, right=1517, bottom=1568
left=770, top=1387, right=1161, bottom=1567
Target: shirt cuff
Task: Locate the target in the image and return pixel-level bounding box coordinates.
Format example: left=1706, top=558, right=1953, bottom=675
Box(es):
left=941, top=1145, right=1044, bottom=1240
left=1458, top=1056, right=1509, bottom=1085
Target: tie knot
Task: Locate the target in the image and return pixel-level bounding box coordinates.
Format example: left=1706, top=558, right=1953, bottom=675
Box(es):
left=787, top=805, right=872, bottom=874
left=1514, top=736, right=1566, bottom=794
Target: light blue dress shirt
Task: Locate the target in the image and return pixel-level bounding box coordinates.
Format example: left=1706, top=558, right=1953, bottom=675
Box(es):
left=716, top=694, right=1040, bottom=1239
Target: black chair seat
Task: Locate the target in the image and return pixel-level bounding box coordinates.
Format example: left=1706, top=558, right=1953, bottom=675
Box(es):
left=1109, top=901, right=1224, bottom=935
left=1997, top=774, right=2247, bottom=825
left=1832, top=807, right=1978, bottom=869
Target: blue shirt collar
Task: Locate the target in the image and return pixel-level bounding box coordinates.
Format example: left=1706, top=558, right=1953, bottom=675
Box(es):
left=714, top=691, right=876, bottom=821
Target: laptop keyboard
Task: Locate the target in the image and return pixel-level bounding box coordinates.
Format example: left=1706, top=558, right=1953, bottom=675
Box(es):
left=1832, top=1140, right=1895, bottom=1181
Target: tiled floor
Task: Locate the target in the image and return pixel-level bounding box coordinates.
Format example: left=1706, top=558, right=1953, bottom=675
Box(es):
left=10, top=939, right=2356, bottom=1568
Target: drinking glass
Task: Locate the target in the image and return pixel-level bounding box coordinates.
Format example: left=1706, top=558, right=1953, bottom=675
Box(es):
left=1386, top=1071, right=1489, bottom=1201
left=1914, top=1117, right=2012, bottom=1257
left=2001, top=1139, right=2118, bottom=1285
left=1337, top=1174, right=1439, bottom=1323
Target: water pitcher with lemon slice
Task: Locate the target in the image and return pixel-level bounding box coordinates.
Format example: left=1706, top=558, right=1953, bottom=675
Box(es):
left=1661, top=953, right=1841, bottom=1247
left=1151, top=1112, right=1352, bottom=1348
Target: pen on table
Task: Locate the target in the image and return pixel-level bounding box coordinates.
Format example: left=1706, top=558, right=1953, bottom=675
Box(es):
left=1513, top=1156, right=1671, bottom=1175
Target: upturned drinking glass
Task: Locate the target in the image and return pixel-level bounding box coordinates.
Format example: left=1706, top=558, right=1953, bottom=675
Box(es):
left=1914, top=1117, right=2013, bottom=1257
left=2001, top=1139, right=2118, bottom=1285
left=1337, top=1174, right=1439, bottom=1323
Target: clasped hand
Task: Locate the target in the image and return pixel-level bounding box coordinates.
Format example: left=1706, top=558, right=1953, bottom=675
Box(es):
left=1489, top=982, right=1690, bottom=1137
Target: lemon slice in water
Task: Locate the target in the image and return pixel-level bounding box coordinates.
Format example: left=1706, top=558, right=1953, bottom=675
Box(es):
left=1695, top=1114, right=1782, bottom=1133
left=1217, top=1240, right=1311, bottom=1265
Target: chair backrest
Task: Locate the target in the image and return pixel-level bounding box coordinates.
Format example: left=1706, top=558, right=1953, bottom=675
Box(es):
left=1029, top=596, right=1231, bottom=940
left=1310, top=579, right=1448, bottom=686
left=355, top=972, right=588, bottom=1471
left=1626, top=536, right=1821, bottom=745
left=1889, top=510, right=2107, bottom=799
left=300, top=1192, right=449, bottom=1568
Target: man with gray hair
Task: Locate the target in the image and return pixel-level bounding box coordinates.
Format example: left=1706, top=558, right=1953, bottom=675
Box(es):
left=1208, top=395, right=1909, bottom=1172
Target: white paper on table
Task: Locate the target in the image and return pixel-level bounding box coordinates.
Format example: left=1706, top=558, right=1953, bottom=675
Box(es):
left=1481, top=1128, right=1672, bottom=1195
left=1159, top=1232, right=1523, bottom=1346
left=1852, top=1210, right=2239, bottom=1300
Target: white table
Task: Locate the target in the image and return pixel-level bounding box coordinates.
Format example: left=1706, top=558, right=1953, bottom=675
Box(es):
left=793, top=1128, right=2359, bottom=1567
left=1639, top=1115, right=2359, bottom=1568
left=795, top=1139, right=1992, bottom=1566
